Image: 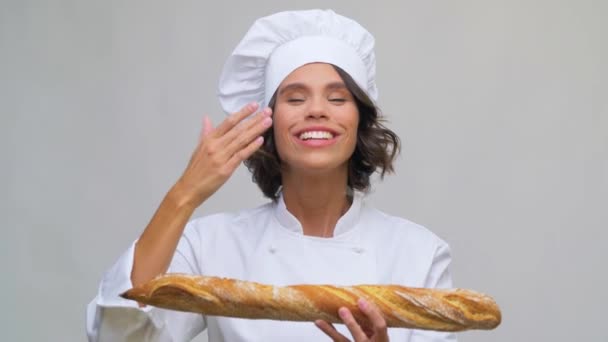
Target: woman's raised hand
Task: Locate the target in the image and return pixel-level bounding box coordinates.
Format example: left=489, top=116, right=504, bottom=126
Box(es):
left=176, top=102, right=273, bottom=207
left=132, top=102, right=271, bottom=287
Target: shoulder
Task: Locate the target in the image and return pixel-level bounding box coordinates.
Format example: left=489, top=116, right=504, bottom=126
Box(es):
left=182, top=201, right=275, bottom=239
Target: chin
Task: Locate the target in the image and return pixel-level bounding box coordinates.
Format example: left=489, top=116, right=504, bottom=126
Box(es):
left=284, top=157, right=349, bottom=175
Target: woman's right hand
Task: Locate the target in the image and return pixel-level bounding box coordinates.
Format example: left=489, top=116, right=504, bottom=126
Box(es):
left=174, top=102, right=273, bottom=208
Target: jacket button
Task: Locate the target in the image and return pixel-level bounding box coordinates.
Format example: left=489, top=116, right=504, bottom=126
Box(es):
left=268, top=246, right=277, bottom=254
left=352, top=247, right=365, bottom=254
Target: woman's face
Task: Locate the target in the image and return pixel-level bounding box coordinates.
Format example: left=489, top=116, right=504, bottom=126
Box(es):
left=273, top=63, right=359, bottom=174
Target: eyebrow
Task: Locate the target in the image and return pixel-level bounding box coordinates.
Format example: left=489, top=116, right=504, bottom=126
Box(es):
left=278, top=81, right=348, bottom=95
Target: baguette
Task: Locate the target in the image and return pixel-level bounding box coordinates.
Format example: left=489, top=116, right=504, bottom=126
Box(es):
left=121, top=274, right=501, bottom=332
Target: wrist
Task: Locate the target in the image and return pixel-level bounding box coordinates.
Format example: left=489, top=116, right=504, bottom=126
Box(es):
left=168, top=180, right=203, bottom=210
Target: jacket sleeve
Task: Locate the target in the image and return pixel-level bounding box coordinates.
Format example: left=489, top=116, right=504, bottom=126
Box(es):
left=86, top=226, right=206, bottom=342
left=410, top=240, right=458, bottom=342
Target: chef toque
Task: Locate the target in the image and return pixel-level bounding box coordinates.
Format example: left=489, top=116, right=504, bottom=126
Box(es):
left=217, top=9, right=378, bottom=114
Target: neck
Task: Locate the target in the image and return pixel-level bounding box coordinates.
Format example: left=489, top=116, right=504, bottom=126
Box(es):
left=281, top=166, right=352, bottom=237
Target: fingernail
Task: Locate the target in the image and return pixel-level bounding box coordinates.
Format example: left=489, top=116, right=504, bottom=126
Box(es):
left=338, top=308, right=348, bottom=318
left=249, top=102, right=259, bottom=111
left=263, top=117, right=272, bottom=127
left=263, top=107, right=272, bottom=116
left=358, top=298, right=368, bottom=310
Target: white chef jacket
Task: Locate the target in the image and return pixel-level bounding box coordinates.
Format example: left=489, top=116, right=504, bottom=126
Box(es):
left=86, top=191, right=457, bottom=342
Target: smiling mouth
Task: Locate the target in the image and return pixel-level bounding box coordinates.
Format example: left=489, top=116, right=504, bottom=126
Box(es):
left=298, top=131, right=335, bottom=140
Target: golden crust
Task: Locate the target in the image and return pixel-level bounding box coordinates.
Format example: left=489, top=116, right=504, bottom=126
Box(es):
left=121, top=274, right=501, bottom=332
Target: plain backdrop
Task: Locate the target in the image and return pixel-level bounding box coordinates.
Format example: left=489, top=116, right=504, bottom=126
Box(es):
left=2, top=0, right=607, bottom=341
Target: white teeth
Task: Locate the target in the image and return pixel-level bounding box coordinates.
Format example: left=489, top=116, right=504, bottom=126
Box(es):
left=298, top=131, right=334, bottom=140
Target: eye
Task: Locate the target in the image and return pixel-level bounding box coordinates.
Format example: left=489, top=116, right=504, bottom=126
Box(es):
left=287, top=98, right=305, bottom=104
left=329, top=98, right=347, bottom=103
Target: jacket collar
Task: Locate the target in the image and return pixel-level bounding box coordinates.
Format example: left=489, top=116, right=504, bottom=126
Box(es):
left=273, top=189, right=363, bottom=236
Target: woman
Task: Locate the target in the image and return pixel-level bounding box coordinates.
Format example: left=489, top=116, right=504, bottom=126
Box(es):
left=87, top=10, right=456, bottom=342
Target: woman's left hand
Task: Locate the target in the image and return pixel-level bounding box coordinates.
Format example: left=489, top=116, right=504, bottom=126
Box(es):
left=315, top=298, right=389, bottom=342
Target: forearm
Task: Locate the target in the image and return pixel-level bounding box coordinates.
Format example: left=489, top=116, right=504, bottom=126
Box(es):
left=131, top=181, right=199, bottom=287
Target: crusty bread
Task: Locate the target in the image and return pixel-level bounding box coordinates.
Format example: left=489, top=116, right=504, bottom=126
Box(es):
left=121, top=274, right=501, bottom=332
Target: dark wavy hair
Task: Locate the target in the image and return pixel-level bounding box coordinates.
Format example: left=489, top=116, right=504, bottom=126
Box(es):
left=244, top=65, right=401, bottom=201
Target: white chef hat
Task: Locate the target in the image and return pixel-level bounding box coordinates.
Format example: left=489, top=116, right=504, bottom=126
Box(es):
left=217, top=9, right=378, bottom=114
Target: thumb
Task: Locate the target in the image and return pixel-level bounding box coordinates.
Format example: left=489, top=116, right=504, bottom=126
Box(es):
left=199, top=116, right=214, bottom=142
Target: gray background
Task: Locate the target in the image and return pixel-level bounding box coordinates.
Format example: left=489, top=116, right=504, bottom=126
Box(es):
left=2, top=0, right=606, bottom=341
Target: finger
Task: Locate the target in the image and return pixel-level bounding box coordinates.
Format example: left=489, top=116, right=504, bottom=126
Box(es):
left=222, top=108, right=272, bottom=154
left=224, top=135, right=264, bottom=170
left=315, top=320, right=350, bottom=342
left=219, top=106, right=271, bottom=142
left=339, top=307, right=368, bottom=341
left=203, top=116, right=214, bottom=136
left=199, top=116, right=214, bottom=143
left=358, top=299, right=388, bottom=340
left=212, top=102, right=259, bottom=138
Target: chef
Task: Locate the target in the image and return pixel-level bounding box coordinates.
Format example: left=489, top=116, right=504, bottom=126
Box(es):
left=86, top=9, right=456, bottom=342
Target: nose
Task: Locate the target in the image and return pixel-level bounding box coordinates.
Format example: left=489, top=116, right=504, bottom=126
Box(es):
left=306, top=97, right=328, bottom=120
